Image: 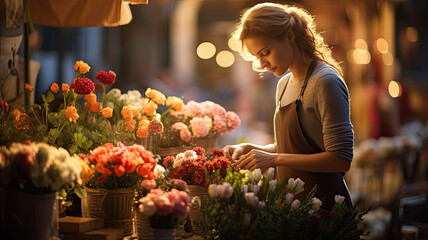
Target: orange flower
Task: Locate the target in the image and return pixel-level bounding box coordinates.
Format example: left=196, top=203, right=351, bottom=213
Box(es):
left=62, top=83, right=69, bottom=92
left=166, top=96, right=184, bottom=111
left=86, top=102, right=102, bottom=113
left=74, top=60, right=91, bottom=74
left=121, top=106, right=135, bottom=121
left=11, top=109, right=21, bottom=117
left=136, top=120, right=149, bottom=138
left=65, top=106, right=79, bottom=123
left=114, top=165, right=125, bottom=177
left=124, top=119, right=136, bottom=132
left=149, top=119, right=163, bottom=134
left=145, top=88, right=166, bottom=105
left=142, top=98, right=158, bottom=116
left=24, top=83, right=33, bottom=92
left=50, top=83, right=59, bottom=93
left=15, top=113, right=32, bottom=130
left=100, top=107, right=113, bottom=118
left=84, top=92, right=97, bottom=104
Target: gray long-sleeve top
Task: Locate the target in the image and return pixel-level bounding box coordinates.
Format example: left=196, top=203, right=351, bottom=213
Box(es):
left=274, top=62, right=354, bottom=161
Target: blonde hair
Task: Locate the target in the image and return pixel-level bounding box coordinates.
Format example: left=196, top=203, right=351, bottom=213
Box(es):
left=233, top=2, right=343, bottom=76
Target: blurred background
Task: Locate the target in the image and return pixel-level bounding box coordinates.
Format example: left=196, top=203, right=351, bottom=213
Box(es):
left=1, top=0, right=428, bottom=239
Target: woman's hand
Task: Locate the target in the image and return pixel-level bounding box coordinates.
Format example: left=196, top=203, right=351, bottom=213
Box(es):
left=237, top=149, right=277, bottom=171
left=223, top=144, right=246, bottom=162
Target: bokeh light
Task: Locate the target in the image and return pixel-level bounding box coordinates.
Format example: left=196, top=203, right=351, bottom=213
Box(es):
left=388, top=80, right=402, bottom=98
left=355, top=39, right=368, bottom=49
left=375, top=38, right=389, bottom=54
left=406, top=27, right=418, bottom=43
left=228, top=37, right=241, bottom=52
left=216, top=50, right=235, bottom=68
left=197, top=42, right=216, bottom=59
left=382, top=52, right=394, bottom=66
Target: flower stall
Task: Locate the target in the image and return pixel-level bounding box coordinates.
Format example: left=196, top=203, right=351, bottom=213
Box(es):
left=0, top=60, right=368, bottom=240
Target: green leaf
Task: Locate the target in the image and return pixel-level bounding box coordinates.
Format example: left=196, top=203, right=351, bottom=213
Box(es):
left=69, top=144, right=77, bottom=154
left=59, top=188, right=67, bottom=199
left=74, top=186, right=87, bottom=199
left=62, top=200, right=73, bottom=207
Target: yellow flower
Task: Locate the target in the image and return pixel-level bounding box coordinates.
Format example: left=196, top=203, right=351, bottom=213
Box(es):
left=100, top=107, right=113, bottom=118
left=62, top=83, right=69, bottom=92
left=65, top=106, right=79, bottom=123
left=136, top=120, right=149, bottom=138
left=74, top=60, right=91, bottom=74
left=142, top=98, right=158, bottom=116
left=125, top=119, right=136, bottom=132
left=50, top=83, right=59, bottom=93
left=75, top=155, right=94, bottom=186
left=145, top=88, right=166, bottom=105
left=84, top=92, right=97, bottom=104
left=166, top=96, right=184, bottom=111
left=24, top=83, right=33, bottom=92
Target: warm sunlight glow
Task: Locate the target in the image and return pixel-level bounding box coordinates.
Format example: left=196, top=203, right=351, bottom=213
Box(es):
left=376, top=38, right=389, bottom=54
left=197, top=42, right=216, bottom=59
left=388, top=80, right=402, bottom=98
left=216, top=50, right=235, bottom=68
left=228, top=37, right=241, bottom=52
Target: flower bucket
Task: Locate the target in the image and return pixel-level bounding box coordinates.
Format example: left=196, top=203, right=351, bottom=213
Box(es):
left=81, top=187, right=108, bottom=218
left=187, top=185, right=209, bottom=235
left=103, top=188, right=135, bottom=236
left=192, top=135, right=218, bottom=156
left=1, top=189, right=57, bottom=240
left=156, top=136, right=218, bottom=158
left=135, top=207, right=154, bottom=240
left=153, top=228, right=175, bottom=240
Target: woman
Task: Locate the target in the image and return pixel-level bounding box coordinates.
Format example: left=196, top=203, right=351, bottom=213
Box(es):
left=223, top=2, right=353, bottom=209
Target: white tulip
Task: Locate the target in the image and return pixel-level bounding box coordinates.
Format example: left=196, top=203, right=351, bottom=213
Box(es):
left=252, top=169, right=262, bottom=183
left=285, top=193, right=294, bottom=205
left=311, top=197, right=322, bottom=211
left=268, top=180, right=277, bottom=191
left=291, top=199, right=300, bottom=210
left=265, top=167, right=275, bottom=181
left=208, top=184, right=218, bottom=198
left=335, top=195, right=345, bottom=204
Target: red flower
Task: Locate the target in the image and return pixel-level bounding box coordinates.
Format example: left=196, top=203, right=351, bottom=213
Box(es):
left=114, top=165, right=125, bottom=177
left=71, top=78, right=95, bottom=95
left=192, top=147, right=205, bottom=156
left=163, top=156, right=175, bottom=169
left=96, top=70, right=116, bottom=85
left=212, top=148, right=225, bottom=158
left=0, top=100, right=8, bottom=111
left=15, top=113, right=32, bottom=130
left=97, top=176, right=106, bottom=183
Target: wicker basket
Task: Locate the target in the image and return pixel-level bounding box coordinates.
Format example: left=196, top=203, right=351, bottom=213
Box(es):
left=135, top=208, right=154, bottom=240
left=103, top=188, right=135, bottom=236
left=187, top=185, right=209, bottom=235
left=81, top=187, right=108, bottom=218
left=156, top=136, right=218, bottom=158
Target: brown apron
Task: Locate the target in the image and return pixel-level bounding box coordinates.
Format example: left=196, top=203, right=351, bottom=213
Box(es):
left=274, top=60, right=352, bottom=210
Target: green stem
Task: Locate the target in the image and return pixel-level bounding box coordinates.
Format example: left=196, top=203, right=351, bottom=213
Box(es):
left=30, top=108, right=42, bottom=126
left=102, top=84, right=106, bottom=106
left=51, top=123, right=66, bottom=144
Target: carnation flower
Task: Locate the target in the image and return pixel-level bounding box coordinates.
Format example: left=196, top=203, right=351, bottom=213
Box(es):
left=71, top=78, right=95, bottom=95
left=166, top=96, right=184, bottom=111
left=74, top=60, right=91, bottom=74
left=15, top=113, right=32, bottom=130
left=142, top=98, right=158, bottom=116
left=149, top=119, right=163, bottom=134
left=50, top=83, right=59, bottom=93
left=86, top=102, right=102, bottom=113
left=84, top=92, right=97, bottom=104
left=62, top=83, right=69, bottom=92
left=190, top=117, right=209, bottom=138
left=136, top=120, right=149, bottom=138
left=226, top=111, right=241, bottom=131
left=125, top=119, right=136, bottom=132
left=213, top=115, right=228, bottom=134
left=171, top=122, right=188, bottom=131
left=185, top=101, right=205, bottom=117
left=96, top=70, right=116, bottom=85
left=180, top=129, right=191, bottom=143
left=145, top=88, right=166, bottom=105
left=24, top=83, right=33, bottom=92
left=100, top=107, right=113, bottom=118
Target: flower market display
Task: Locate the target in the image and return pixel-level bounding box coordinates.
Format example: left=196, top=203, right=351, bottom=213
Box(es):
left=0, top=60, right=368, bottom=240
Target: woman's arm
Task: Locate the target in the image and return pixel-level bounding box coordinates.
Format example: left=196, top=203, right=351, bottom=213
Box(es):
left=223, top=143, right=277, bottom=161
left=237, top=150, right=350, bottom=172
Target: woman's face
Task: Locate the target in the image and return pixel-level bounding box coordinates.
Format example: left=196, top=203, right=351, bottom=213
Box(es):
left=243, top=34, right=293, bottom=77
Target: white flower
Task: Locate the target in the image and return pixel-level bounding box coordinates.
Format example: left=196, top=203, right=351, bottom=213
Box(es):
left=251, top=185, right=260, bottom=196
left=245, top=170, right=254, bottom=183
left=106, top=88, right=121, bottom=99
left=244, top=192, right=259, bottom=208
left=242, top=184, right=248, bottom=195
left=311, top=197, right=322, bottom=211
left=217, top=183, right=233, bottom=199
left=252, top=169, right=262, bottom=183
left=265, top=167, right=275, bottom=181
left=291, top=199, right=300, bottom=210
left=288, top=178, right=304, bottom=194
left=154, top=165, right=165, bottom=178
left=335, top=195, right=345, bottom=204
left=208, top=184, right=218, bottom=198
left=139, top=198, right=157, bottom=216
left=268, top=179, right=277, bottom=191
left=285, top=193, right=294, bottom=205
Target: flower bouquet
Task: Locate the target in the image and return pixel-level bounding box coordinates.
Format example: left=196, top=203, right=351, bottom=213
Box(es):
left=80, top=142, right=157, bottom=235
left=0, top=141, right=82, bottom=239
left=156, top=99, right=241, bottom=157
left=138, top=188, right=191, bottom=239
left=200, top=167, right=368, bottom=240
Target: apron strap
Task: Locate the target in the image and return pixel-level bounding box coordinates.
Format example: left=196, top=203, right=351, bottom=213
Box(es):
left=296, top=60, right=318, bottom=102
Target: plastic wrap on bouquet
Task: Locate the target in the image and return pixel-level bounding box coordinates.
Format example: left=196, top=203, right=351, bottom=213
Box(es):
left=103, top=188, right=135, bottom=236
left=1, top=189, right=57, bottom=240
left=187, top=185, right=209, bottom=235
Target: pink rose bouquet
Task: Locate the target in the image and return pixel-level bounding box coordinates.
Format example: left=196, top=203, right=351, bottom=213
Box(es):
left=138, top=188, right=191, bottom=228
